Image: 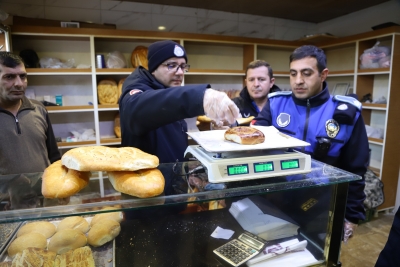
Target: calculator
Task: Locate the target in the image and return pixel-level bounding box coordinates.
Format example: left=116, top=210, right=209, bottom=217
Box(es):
left=213, top=231, right=266, bottom=267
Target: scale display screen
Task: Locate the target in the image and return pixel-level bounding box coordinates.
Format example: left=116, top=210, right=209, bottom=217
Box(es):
left=281, top=159, right=300, bottom=170
left=227, top=164, right=249, bottom=176
left=253, top=162, right=274, bottom=173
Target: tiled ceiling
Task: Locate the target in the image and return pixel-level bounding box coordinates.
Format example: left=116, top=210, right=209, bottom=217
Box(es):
left=125, top=0, right=390, bottom=23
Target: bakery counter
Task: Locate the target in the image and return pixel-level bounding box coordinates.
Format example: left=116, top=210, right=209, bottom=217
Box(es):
left=0, top=160, right=359, bottom=266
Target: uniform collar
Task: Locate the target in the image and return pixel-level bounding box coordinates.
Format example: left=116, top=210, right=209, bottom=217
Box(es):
left=292, top=82, right=330, bottom=107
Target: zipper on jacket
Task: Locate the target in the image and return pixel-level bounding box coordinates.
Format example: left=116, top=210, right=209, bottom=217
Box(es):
left=301, top=99, right=311, bottom=152
left=15, top=117, right=21, bottom=134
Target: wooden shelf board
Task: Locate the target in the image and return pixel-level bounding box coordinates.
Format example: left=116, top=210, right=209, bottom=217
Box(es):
left=27, top=68, right=91, bottom=73
left=46, top=105, right=94, bottom=111
left=57, top=140, right=96, bottom=148
left=368, top=166, right=381, bottom=177
left=100, top=137, right=121, bottom=144
left=357, top=68, right=390, bottom=74
left=328, top=70, right=354, bottom=75
left=96, top=68, right=134, bottom=73
left=362, top=103, right=387, bottom=109
left=368, top=137, right=384, bottom=144
left=98, top=104, right=119, bottom=110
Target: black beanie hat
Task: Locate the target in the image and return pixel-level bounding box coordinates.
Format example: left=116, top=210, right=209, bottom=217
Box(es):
left=147, top=40, right=187, bottom=73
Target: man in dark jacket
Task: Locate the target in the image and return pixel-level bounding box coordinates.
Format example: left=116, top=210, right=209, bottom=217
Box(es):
left=119, top=40, right=240, bottom=195
left=254, top=45, right=369, bottom=242
left=233, top=60, right=280, bottom=121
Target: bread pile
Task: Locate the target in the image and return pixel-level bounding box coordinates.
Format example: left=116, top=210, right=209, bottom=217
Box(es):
left=131, top=46, right=148, bottom=69
left=97, top=79, right=119, bottom=105
left=5, top=212, right=123, bottom=265
left=224, top=126, right=265, bottom=145
left=42, top=146, right=164, bottom=199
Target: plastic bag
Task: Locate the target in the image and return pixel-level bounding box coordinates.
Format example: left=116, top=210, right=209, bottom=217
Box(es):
left=39, top=57, right=75, bottom=69
left=363, top=169, right=384, bottom=209
left=365, top=125, right=384, bottom=139
left=359, top=41, right=391, bottom=69
left=107, top=51, right=127, bottom=68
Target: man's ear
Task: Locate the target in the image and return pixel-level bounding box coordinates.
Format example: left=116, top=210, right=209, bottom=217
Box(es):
left=320, top=68, right=329, bottom=82
left=270, top=77, right=275, bottom=87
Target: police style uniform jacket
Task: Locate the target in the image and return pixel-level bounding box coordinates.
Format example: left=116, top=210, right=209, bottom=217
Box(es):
left=119, top=67, right=210, bottom=194
left=0, top=96, right=60, bottom=175
left=232, top=84, right=281, bottom=119
left=254, top=83, right=369, bottom=223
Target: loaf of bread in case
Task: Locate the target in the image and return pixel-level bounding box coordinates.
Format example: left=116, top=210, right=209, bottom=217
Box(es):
left=97, top=79, right=118, bottom=105
left=131, top=46, right=148, bottom=69
left=8, top=233, right=47, bottom=257
left=224, top=126, right=265, bottom=145
left=11, top=248, right=56, bottom=267
left=87, top=219, right=121, bottom=247
left=41, top=160, right=91, bottom=199
left=48, top=229, right=87, bottom=255
left=108, top=168, right=165, bottom=198
left=17, top=221, right=56, bottom=238
left=61, top=146, right=159, bottom=172
left=57, top=216, right=90, bottom=234
left=90, top=207, right=123, bottom=226
left=54, top=246, right=95, bottom=267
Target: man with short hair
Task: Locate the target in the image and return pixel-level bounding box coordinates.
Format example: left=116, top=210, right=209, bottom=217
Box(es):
left=233, top=60, right=280, bottom=120
left=0, top=51, right=60, bottom=175
left=254, top=45, right=369, bottom=242
left=119, top=40, right=240, bottom=195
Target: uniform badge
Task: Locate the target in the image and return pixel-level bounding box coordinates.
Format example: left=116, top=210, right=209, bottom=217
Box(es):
left=174, top=45, right=184, bottom=57
left=276, top=113, right=290, bottom=127
left=325, top=119, right=340, bottom=138
left=129, top=89, right=143, bottom=96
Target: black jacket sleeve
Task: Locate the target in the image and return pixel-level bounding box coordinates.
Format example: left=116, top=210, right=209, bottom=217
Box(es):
left=45, top=113, right=61, bottom=163
left=120, top=84, right=210, bottom=136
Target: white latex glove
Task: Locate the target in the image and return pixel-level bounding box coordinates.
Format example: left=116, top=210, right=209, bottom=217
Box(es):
left=210, top=120, right=230, bottom=130
left=343, top=219, right=358, bottom=244
left=203, top=89, right=241, bottom=125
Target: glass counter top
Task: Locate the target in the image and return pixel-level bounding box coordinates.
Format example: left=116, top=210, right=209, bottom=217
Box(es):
left=0, top=159, right=360, bottom=223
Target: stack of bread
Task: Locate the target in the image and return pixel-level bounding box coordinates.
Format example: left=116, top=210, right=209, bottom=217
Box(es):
left=42, top=146, right=164, bottom=199
left=97, top=79, right=119, bottom=105
left=4, top=209, right=124, bottom=266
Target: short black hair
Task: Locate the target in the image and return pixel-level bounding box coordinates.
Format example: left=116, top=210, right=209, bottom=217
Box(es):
left=246, top=60, right=274, bottom=79
left=0, top=52, right=24, bottom=69
left=289, top=45, right=327, bottom=73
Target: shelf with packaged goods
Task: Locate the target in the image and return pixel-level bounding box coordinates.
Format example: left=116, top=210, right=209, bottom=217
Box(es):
left=26, top=68, right=92, bottom=75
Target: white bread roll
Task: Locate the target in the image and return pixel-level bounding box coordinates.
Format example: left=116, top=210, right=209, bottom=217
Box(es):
left=57, top=216, right=90, bottom=234
left=42, top=160, right=91, bottom=199
left=8, top=233, right=47, bottom=258
left=17, top=221, right=56, bottom=238
left=61, top=146, right=159, bottom=172
left=224, top=126, right=265, bottom=145
left=97, top=79, right=118, bottom=105
left=87, top=219, right=121, bottom=247
left=48, top=229, right=87, bottom=255
left=108, top=168, right=165, bottom=198
left=90, top=207, right=123, bottom=226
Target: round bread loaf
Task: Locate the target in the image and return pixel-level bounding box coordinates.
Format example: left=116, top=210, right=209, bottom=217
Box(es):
left=48, top=229, right=87, bottom=254
left=97, top=79, right=118, bottom=105
left=90, top=207, right=124, bottom=226
left=17, top=221, right=56, bottom=238
left=87, top=219, right=121, bottom=247
left=197, top=115, right=212, bottom=123
left=57, top=216, right=90, bottom=234
left=224, top=126, right=265, bottom=145
left=131, top=46, right=148, bottom=69
left=8, top=232, right=47, bottom=257
left=117, top=78, right=126, bottom=98
left=114, top=113, right=121, bottom=138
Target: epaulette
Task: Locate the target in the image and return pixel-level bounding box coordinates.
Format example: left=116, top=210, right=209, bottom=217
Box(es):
left=268, top=91, right=292, bottom=98
left=333, top=95, right=362, bottom=110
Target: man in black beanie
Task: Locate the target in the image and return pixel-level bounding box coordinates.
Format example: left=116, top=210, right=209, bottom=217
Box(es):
left=119, top=40, right=240, bottom=196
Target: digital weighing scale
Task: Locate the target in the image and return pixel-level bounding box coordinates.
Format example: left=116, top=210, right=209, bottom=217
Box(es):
left=185, top=126, right=312, bottom=183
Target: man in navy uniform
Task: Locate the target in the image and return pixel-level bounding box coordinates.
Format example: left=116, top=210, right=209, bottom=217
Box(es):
left=254, top=45, right=369, bottom=242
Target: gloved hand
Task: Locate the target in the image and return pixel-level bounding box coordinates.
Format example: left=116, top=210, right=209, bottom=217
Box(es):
left=343, top=219, right=358, bottom=244
left=203, top=89, right=241, bottom=125
left=210, top=120, right=230, bottom=130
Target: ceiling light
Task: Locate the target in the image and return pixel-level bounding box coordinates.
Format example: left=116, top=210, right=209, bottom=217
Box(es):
left=158, top=26, right=166, bottom=31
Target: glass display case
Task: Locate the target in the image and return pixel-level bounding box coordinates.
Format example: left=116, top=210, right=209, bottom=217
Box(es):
left=0, top=159, right=359, bottom=267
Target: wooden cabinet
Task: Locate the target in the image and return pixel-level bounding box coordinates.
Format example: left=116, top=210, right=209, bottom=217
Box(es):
left=9, top=25, right=400, bottom=209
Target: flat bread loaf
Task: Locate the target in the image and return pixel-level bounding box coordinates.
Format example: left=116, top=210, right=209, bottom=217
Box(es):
left=54, top=246, right=95, bottom=267
left=224, top=126, right=265, bottom=145
left=11, top=248, right=56, bottom=267
left=61, top=146, right=159, bottom=172
left=97, top=79, right=118, bottom=105
left=42, top=160, right=91, bottom=199
left=108, top=168, right=165, bottom=198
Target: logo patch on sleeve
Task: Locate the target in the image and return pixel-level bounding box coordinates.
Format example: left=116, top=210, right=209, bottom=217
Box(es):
left=129, top=89, right=143, bottom=95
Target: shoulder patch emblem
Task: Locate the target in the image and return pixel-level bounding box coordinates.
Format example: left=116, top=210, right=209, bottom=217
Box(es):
left=325, top=119, right=340, bottom=138
left=337, top=103, right=348, bottom=110
left=276, top=113, right=290, bottom=127
left=129, top=89, right=143, bottom=96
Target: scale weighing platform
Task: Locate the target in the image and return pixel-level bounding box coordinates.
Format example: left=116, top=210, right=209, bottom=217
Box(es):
left=185, top=126, right=312, bottom=183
